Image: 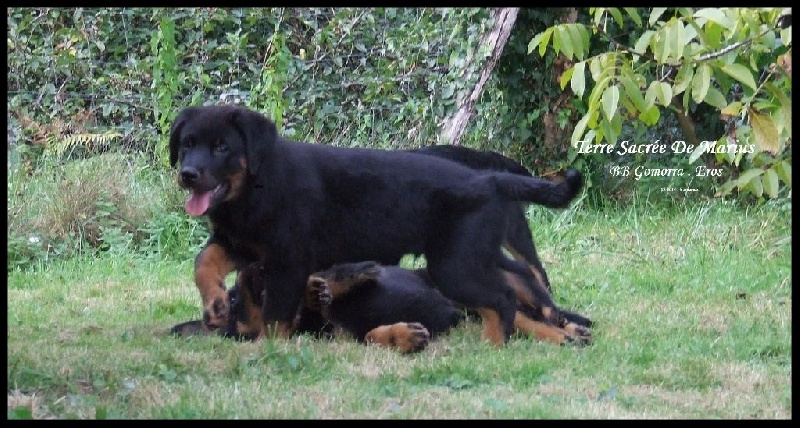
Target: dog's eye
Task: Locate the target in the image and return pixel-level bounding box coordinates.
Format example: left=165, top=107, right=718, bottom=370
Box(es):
left=184, top=138, right=194, bottom=149
left=214, top=142, right=229, bottom=155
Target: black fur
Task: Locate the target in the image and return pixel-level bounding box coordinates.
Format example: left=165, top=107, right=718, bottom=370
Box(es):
left=170, top=105, right=583, bottom=343
left=309, top=261, right=464, bottom=341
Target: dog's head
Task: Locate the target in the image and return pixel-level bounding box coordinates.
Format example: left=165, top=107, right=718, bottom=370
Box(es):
left=226, top=263, right=267, bottom=340
left=169, top=105, right=278, bottom=216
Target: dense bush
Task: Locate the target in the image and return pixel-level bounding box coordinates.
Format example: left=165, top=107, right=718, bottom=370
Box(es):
left=7, top=7, right=499, bottom=268
left=8, top=8, right=780, bottom=268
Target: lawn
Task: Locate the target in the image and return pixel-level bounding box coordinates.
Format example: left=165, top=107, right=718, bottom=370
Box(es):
left=7, top=198, right=792, bottom=419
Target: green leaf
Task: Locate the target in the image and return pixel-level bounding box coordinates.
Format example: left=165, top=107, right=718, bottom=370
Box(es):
left=762, top=168, right=779, bottom=198
left=668, top=20, right=685, bottom=62
left=560, top=66, right=575, bottom=90
left=620, top=69, right=647, bottom=113
left=691, top=63, right=711, bottom=104
left=736, top=167, right=765, bottom=189
left=624, top=8, right=642, bottom=27
left=539, top=28, right=554, bottom=57
left=599, top=118, right=616, bottom=144
left=774, top=160, right=792, bottom=187
left=747, top=174, right=764, bottom=197
left=720, top=63, right=758, bottom=91
left=608, top=8, right=624, bottom=27
left=654, top=25, right=669, bottom=63
left=557, top=25, right=575, bottom=60
left=672, top=65, right=694, bottom=95
left=649, top=7, right=668, bottom=25
left=589, top=56, right=604, bottom=81
left=693, top=8, right=734, bottom=28
left=588, top=74, right=613, bottom=108
left=639, top=105, right=661, bottom=126
left=593, top=8, right=606, bottom=26
left=688, top=140, right=707, bottom=164
left=570, top=61, right=586, bottom=97
left=633, top=30, right=655, bottom=55
left=780, top=28, right=791, bottom=46
left=528, top=29, right=550, bottom=55
left=571, top=112, right=591, bottom=146
left=721, top=101, right=743, bottom=118
left=551, top=25, right=562, bottom=56
left=578, top=23, right=591, bottom=53
left=749, top=108, right=780, bottom=155
left=704, top=87, right=727, bottom=108
left=645, top=81, right=673, bottom=107
left=764, top=82, right=791, bottom=137
left=589, top=53, right=615, bottom=82
left=601, top=84, right=620, bottom=121
left=567, top=24, right=588, bottom=60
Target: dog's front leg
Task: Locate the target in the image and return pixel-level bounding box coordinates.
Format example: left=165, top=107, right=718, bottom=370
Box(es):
left=194, top=241, right=236, bottom=330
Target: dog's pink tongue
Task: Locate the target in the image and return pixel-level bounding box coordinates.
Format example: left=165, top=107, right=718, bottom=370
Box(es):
left=185, top=190, right=212, bottom=216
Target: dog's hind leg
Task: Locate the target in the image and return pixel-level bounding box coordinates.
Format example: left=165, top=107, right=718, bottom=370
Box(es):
left=513, top=311, right=591, bottom=346
left=427, top=255, right=517, bottom=346
left=497, top=255, right=561, bottom=324
left=503, top=203, right=553, bottom=293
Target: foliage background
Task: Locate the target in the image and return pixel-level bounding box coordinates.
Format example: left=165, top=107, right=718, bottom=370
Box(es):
left=6, top=7, right=791, bottom=267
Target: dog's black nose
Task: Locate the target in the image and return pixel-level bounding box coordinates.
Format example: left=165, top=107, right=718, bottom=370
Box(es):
left=180, top=167, right=200, bottom=185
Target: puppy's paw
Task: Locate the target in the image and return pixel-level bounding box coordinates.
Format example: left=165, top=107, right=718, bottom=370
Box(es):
left=306, top=276, right=333, bottom=311
left=365, top=322, right=431, bottom=354
left=202, top=294, right=230, bottom=330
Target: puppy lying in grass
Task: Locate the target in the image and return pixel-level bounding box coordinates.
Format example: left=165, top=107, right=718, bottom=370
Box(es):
left=171, top=261, right=592, bottom=353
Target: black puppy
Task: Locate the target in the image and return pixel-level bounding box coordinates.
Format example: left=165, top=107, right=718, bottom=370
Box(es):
left=409, top=145, right=591, bottom=328
left=170, top=263, right=442, bottom=353
left=170, top=105, right=583, bottom=345
left=171, top=262, right=591, bottom=351
left=305, top=262, right=591, bottom=350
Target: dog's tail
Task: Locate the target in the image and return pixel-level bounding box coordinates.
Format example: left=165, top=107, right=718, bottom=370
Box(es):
left=489, top=169, right=583, bottom=208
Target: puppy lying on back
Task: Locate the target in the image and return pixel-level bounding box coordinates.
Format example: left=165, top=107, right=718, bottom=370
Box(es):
left=304, top=261, right=464, bottom=353
left=171, top=261, right=592, bottom=353
left=305, top=262, right=592, bottom=353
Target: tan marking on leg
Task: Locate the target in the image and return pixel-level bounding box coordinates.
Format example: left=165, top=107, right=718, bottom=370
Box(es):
left=476, top=307, right=505, bottom=346
left=195, top=243, right=236, bottom=329
left=502, top=270, right=536, bottom=307
left=514, top=311, right=572, bottom=345
left=504, top=243, right=550, bottom=291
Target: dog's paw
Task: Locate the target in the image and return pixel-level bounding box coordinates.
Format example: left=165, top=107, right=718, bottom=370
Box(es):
left=401, top=322, right=432, bottom=353
left=561, top=329, right=592, bottom=347
left=202, top=294, right=230, bottom=330
left=365, top=322, right=431, bottom=353
left=306, top=276, right=332, bottom=311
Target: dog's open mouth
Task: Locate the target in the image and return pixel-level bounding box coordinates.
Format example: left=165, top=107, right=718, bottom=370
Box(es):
left=185, top=183, right=228, bottom=216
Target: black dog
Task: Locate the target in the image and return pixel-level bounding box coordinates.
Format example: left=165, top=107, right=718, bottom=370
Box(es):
left=169, top=105, right=583, bottom=345
left=305, top=262, right=591, bottom=351
left=409, top=145, right=591, bottom=328
left=172, top=261, right=591, bottom=352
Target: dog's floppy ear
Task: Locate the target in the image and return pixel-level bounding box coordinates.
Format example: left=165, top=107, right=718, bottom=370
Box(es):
left=230, top=107, right=278, bottom=177
left=169, top=107, right=198, bottom=167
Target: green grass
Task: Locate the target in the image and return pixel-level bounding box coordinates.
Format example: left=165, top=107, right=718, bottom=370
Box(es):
left=7, top=198, right=792, bottom=419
